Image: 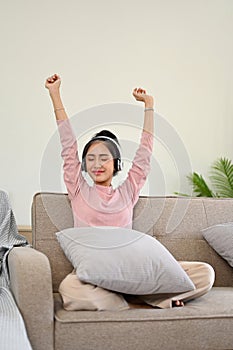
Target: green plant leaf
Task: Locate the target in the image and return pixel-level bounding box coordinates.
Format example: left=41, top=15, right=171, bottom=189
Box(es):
left=210, top=157, right=233, bottom=197
left=173, top=192, right=190, bottom=197
left=187, top=172, right=214, bottom=197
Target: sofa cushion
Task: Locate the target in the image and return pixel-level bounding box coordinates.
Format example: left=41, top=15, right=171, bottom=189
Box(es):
left=202, top=223, right=233, bottom=267
left=56, top=227, right=195, bottom=295
left=54, top=287, right=233, bottom=350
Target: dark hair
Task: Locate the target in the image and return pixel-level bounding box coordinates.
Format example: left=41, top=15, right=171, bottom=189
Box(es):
left=81, top=130, right=122, bottom=176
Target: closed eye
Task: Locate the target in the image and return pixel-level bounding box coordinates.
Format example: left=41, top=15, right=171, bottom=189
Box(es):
left=100, top=157, right=111, bottom=162
left=86, top=154, right=112, bottom=162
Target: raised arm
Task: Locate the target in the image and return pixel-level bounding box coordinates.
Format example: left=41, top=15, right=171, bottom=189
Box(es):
left=132, top=87, right=154, bottom=135
left=120, top=88, right=154, bottom=206
left=45, top=74, right=68, bottom=121
left=45, top=74, right=82, bottom=199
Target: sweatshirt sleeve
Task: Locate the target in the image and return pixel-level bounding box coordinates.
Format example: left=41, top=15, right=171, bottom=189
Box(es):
left=122, top=131, right=154, bottom=206
left=57, top=119, right=83, bottom=199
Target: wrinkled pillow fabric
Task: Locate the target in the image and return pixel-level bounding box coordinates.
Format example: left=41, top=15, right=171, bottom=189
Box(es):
left=56, top=227, right=195, bottom=295
left=202, top=223, right=233, bottom=267
left=59, top=270, right=130, bottom=311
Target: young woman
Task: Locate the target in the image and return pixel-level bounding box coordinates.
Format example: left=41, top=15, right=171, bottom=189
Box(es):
left=45, top=74, right=214, bottom=309
left=45, top=74, right=154, bottom=229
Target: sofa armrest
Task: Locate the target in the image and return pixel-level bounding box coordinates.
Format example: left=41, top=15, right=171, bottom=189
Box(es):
left=8, top=247, right=54, bottom=350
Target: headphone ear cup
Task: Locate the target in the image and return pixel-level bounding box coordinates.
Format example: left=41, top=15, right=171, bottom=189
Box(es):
left=117, top=158, right=123, bottom=171
left=81, top=159, right=86, bottom=172
left=120, top=159, right=123, bottom=171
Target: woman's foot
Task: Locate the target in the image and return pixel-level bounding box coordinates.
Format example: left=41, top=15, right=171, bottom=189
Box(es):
left=172, top=300, right=184, bottom=307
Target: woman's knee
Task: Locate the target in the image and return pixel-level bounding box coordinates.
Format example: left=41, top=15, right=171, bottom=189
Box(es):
left=199, top=262, right=215, bottom=289
left=179, top=261, right=215, bottom=290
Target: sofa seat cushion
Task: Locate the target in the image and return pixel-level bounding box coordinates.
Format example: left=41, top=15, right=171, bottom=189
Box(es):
left=55, top=287, right=233, bottom=322
left=54, top=288, right=233, bottom=350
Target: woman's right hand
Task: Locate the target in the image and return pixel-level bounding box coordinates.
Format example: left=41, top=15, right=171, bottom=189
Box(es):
left=45, top=74, right=61, bottom=93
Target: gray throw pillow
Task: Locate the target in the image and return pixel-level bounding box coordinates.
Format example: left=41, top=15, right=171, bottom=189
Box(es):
left=56, top=227, right=195, bottom=295
left=202, top=223, right=233, bottom=267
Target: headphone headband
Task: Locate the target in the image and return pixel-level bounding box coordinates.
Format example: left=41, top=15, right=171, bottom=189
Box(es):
left=90, top=136, right=121, bottom=156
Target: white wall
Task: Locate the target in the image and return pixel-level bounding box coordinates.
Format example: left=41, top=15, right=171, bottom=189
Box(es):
left=1, top=0, right=233, bottom=225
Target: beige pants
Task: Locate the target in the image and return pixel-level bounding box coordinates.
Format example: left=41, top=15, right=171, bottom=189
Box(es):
left=59, top=270, right=129, bottom=311
left=132, top=261, right=215, bottom=309
left=59, top=261, right=215, bottom=310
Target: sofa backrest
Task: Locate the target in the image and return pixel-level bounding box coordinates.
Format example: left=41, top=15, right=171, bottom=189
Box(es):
left=32, top=192, right=233, bottom=292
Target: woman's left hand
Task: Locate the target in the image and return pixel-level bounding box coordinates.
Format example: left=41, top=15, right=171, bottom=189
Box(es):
left=132, top=88, right=154, bottom=107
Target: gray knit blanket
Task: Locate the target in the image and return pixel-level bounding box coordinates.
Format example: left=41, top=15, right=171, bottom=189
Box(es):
left=0, top=190, right=32, bottom=350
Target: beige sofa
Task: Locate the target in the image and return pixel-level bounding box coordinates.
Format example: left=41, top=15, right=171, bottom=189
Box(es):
left=8, top=193, right=233, bottom=350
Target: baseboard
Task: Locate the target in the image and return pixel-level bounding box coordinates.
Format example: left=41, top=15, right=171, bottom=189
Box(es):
left=18, top=225, right=32, bottom=244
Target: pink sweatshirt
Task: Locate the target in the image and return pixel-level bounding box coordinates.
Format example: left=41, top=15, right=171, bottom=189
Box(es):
left=57, top=119, right=153, bottom=228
